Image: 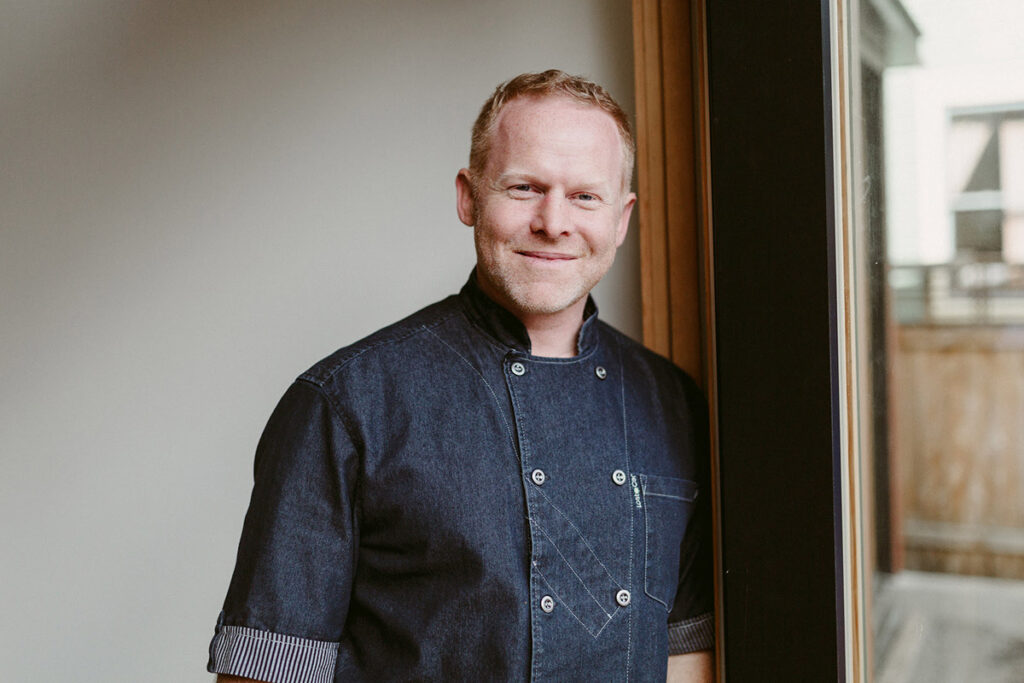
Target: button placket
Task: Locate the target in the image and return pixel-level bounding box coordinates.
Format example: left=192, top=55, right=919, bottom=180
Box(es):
left=508, top=350, right=632, bottom=644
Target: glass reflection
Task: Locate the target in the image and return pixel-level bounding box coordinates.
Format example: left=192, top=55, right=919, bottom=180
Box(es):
left=851, top=0, right=1024, bottom=680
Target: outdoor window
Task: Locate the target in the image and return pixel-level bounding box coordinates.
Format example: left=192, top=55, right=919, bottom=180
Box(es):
left=846, top=0, right=1024, bottom=679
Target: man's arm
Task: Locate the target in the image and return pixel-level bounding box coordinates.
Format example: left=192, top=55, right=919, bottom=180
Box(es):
left=667, top=651, right=713, bottom=683
left=217, top=676, right=263, bottom=683
left=208, top=381, right=354, bottom=681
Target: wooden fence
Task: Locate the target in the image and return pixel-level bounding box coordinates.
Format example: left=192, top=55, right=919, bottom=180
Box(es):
left=892, top=326, right=1024, bottom=579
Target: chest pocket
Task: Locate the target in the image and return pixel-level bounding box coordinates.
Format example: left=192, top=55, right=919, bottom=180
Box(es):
left=640, top=474, right=699, bottom=609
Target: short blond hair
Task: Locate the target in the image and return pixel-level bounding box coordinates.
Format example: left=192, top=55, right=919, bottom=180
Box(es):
left=469, top=70, right=635, bottom=193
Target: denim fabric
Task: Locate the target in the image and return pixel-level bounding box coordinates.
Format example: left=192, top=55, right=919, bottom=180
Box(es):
left=210, top=272, right=713, bottom=682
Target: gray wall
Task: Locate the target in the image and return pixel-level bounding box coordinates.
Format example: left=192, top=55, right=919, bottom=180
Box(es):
left=0, top=1, right=638, bottom=680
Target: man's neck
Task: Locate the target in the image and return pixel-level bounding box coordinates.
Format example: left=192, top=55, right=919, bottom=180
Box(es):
left=518, top=300, right=588, bottom=358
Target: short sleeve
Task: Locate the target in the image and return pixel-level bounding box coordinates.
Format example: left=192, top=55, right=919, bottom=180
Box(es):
left=208, top=379, right=359, bottom=681
left=666, top=374, right=715, bottom=654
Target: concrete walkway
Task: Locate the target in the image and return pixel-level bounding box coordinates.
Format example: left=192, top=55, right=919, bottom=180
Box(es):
left=873, top=571, right=1024, bottom=682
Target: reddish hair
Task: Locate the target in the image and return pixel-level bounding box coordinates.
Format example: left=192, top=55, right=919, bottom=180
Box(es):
left=468, top=70, right=635, bottom=193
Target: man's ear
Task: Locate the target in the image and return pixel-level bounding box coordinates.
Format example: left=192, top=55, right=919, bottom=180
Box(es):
left=455, top=169, right=476, bottom=227
left=615, top=192, right=637, bottom=247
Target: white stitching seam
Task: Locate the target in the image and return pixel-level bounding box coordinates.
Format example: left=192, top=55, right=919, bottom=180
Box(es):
left=643, top=491, right=698, bottom=501
left=536, top=484, right=621, bottom=586
left=642, top=479, right=671, bottom=610
left=534, top=564, right=617, bottom=639
left=228, top=631, right=337, bottom=651
left=533, top=519, right=613, bottom=619
left=424, top=327, right=518, bottom=459
left=615, top=335, right=633, bottom=683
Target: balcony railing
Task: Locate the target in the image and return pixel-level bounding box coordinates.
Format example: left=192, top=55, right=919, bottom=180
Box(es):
left=890, top=261, right=1024, bottom=325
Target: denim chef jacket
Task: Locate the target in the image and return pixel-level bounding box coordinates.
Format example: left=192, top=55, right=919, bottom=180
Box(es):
left=209, top=272, right=714, bottom=683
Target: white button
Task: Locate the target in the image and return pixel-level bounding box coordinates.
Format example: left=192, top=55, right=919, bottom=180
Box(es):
left=541, top=595, right=555, bottom=613
left=616, top=589, right=631, bottom=607
left=595, top=366, right=607, bottom=380
left=511, top=362, right=526, bottom=376
left=612, top=469, right=627, bottom=486
left=531, top=469, right=546, bottom=486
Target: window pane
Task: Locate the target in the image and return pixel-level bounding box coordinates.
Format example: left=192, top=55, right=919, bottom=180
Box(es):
left=955, top=209, right=1003, bottom=254
left=849, top=0, right=1024, bottom=680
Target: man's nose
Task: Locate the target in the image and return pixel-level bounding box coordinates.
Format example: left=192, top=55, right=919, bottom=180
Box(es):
left=530, top=194, right=572, bottom=237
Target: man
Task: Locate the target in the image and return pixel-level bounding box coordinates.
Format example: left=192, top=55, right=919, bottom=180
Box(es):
left=209, top=70, right=714, bottom=682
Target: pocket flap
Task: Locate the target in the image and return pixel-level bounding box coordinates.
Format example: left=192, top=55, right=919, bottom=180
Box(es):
left=641, top=474, right=699, bottom=502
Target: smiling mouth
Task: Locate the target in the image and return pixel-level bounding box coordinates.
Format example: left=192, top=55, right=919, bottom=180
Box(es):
left=516, top=251, right=578, bottom=261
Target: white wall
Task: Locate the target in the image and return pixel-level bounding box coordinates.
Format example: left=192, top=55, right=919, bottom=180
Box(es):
left=0, top=2, right=638, bottom=680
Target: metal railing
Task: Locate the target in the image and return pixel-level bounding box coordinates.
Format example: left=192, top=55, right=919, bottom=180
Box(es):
left=889, top=261, right=1024, bottom=325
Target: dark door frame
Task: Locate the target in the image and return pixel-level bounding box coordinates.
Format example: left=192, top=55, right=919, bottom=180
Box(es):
left=706, top=1, right=846, bottom=680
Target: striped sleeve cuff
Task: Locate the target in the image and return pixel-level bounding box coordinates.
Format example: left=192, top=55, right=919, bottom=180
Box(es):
left=208, top=623, right=338, bottom=683
left=667, top=611, right=715, bottom=654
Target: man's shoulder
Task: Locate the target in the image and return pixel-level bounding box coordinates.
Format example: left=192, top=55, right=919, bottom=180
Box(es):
left=298, top=294, right=464, bottom=387
left=595, top=320, right=696, bottom=386
left=594, top=319, right=706, bottom=422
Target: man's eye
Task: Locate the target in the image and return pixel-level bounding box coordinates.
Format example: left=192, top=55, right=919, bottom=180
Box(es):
left=508, top=184, right=538, bottom=198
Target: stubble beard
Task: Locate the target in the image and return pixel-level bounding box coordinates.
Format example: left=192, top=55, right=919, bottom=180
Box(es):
left=474, top=224, right=614, bottom=318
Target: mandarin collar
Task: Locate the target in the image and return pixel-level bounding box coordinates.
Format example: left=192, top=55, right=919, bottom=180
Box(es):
left=458, top=269, right=600, bottom=356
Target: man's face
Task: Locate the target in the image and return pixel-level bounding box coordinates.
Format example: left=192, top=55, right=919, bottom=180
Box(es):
left=456, top=95, right=636, bottom=322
